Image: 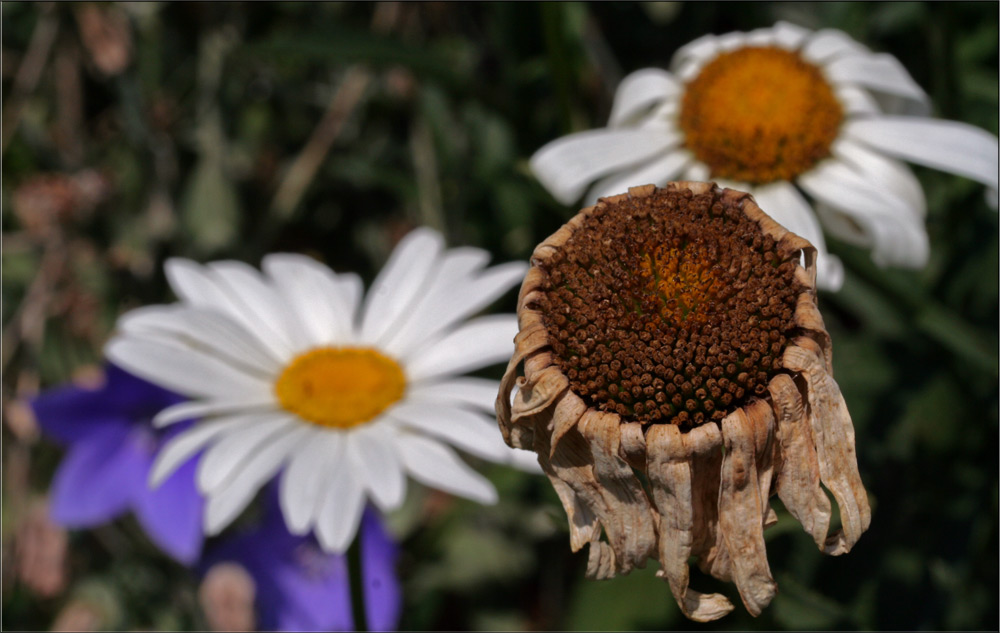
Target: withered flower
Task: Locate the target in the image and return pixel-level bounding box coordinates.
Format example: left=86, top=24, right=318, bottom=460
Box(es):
left=496, top=182, right=870, bottom=621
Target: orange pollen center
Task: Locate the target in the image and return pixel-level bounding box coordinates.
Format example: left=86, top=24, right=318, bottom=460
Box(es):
left=274, top=347, right=406, bottom=429
left=638, top=240, right=723, bottom=326
left=678, top=46, right=843, bottom=184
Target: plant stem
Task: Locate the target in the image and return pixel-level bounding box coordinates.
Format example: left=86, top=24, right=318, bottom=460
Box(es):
left=347, top=535, right=368, bottom=632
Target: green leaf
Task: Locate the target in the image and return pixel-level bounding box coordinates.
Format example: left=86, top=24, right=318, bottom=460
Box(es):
left=565, top=563, right=679, bottom=631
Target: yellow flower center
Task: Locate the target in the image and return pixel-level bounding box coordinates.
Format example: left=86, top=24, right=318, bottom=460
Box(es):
left=274, top=347, right=406, bottom=429
left=638, top=241, right=725, bottom=326
left=678, top=46, right=843, bottom=184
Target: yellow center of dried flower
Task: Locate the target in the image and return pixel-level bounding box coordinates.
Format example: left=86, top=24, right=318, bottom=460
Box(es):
left=679, top=46, right=843, bottom=184
left=539, top=188, right=804, bottom=429
left=275, top=347, right=406, bottom=428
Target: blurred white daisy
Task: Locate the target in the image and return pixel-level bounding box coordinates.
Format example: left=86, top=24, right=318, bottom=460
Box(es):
left=531, top=21, right=999, bottom=291
left=105, top=228, right=539, bottom=553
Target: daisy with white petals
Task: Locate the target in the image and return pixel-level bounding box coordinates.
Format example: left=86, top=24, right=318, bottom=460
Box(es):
left=105, top=228, right=539, bottom=553
left=531, top=21, right=999, bottom=291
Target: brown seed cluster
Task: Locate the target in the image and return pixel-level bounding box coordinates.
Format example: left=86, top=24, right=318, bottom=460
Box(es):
left=537, top=188, right=805, bottom=429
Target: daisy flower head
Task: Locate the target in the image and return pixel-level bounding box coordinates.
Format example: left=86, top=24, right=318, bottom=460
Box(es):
left=106, top=227, right=536, bottom=553
left=530, top=21, right=1000, bottom=291
left=498, top=183, right=869, bottom=621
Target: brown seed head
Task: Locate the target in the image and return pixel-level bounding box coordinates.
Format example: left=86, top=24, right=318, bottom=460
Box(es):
left=537, top=186, right=804, bottom=429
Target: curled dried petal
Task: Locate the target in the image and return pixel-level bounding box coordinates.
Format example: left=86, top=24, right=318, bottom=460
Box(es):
left=647, top=423, right=734, bottom=622
left=577, top=410, right=658, bottom=575
left=719, top=406, right=777, bottom=616
left=769, top=373, right=832, bottom=549
left=533, top=425, right=601, bottom=552
left=783, top=337, right=871, bottom=554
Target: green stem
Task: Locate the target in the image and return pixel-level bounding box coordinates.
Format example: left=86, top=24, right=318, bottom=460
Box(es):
left=347, top=535, right=367, bottom=632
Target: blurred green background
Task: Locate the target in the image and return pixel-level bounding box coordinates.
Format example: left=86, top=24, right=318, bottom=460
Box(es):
left=2, top=2, right=997, bottom=630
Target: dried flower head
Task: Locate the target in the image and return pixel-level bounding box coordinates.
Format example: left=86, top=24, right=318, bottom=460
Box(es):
left=497, top=182, right=870, bottom=622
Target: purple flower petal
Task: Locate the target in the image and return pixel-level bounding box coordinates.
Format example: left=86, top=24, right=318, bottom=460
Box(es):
left=361, top=508, right=402, bottom=632
left=101, top=364, right=185, bottom=416
left=133, top=454, right=204, bottom=565
left=203, top=506, right=355, bottom=632
left=270, top=548, right=354, bottom=632
left=31, top=364, right=183, bottom=445
left=31, top=385, right=132, bottom=444
left=50, top=424, right=147, bottom=527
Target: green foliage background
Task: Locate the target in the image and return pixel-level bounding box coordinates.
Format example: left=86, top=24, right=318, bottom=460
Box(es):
left=2, top=2, right=997, bottom=630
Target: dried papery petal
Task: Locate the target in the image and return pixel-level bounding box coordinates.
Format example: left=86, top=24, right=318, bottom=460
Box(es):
left=647, top=423, right=734, bottom=622
left=783, top=336, right=871, bottom=554
left=618, top=422, right=647, bottom=470
left=533, top=419, right=601, bottom=552
left=745, top=398, right=777, bottom=524
left=497, top=322, right=551, bottom=446
left=793, top=292, right=834, bottom=374
left=577, top=410, right=658, bottom=575
left=512, top=365, right=569, bottom=423
left=769, top=373, right=832, bottom=549
left=719, top=405, right=777, bottom=616
left=685, top=425, right=731, bottom=582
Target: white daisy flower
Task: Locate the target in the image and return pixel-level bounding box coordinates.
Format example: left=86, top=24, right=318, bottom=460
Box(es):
left=105, top=227, right=539, bottom=553
left=530, top=21, right=999, bottom=291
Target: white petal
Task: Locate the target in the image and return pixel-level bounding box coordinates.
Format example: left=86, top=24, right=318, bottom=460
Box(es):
left=380, top=247, right=521, bottom=356
left=262, top=254, right=357, bottom=347
left=608, top=68, right=681, bottom=128
left=208, top=261, right=305, bottom=355
left=395, top=433, right=497, bottom=504
left=203, top=425, right=310, bottom=535
left=530, top=128, right=681, bottom=205
left=408, top=377, right=501, bottom=413
left=506, top=447, right=543, bottom=474
left=801, top=28, right=870, bottom=64
left=798, top=159, right=929, bottom=268
left=333, top=273, right=363, bottom=341
left=751, top=182, right=844, bottom=291
left=744, top=27, right=776, bottom=48
left=346, top=424, right=406, bottom=511
left=165, top=259, right=281, bottom=356
left=584, top=149, right=692, bottom=205
left=280, top=431, right=343, bottom=534
left=836, top=85, right=881, bottom=115
left=674, top=57, right=706, bottom=84
left=164, top=258, right=232, bottom=311
left=118, top=305, right=283, bottom=376
left=844, top=117, right=1000, bottom=191
left=105, top=336, right=270, bottom=400
left=404, top=315, right=517, bottom=382
left=770, top=21, right=811, bottom=50
left=825, top=54, right=928, bottom=110
left=197, top=414, right=296, bottom=494
left=359, top=227, right=444, bottom=344
left=153, top=398, right=277, bottom=428
left=714, top=31, right=748, bottom=53
left=670, top=33, right=720, bottom=71
left=683, top=161, right=711, bottom=182
left=315, top=460, right=366, bottom=553
left=714, top=178, right=753, bottom=193
left=149, top=415, right=249, bottom=486
left=386, top=401, right=510, bottom=462
left=832, top=137, right=926, bottom=217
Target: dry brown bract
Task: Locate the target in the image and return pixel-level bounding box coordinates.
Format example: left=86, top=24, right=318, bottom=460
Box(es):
left=496, top=182, right=870, bottom=622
